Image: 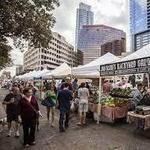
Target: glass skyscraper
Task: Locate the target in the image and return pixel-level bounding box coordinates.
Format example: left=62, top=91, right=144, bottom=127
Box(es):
left=75, top=3, right=94, bottom=50
left=130, top=0, right=147, bottom=34
left=78, top=25, right=126, bottom=64
left=130, top=0, right=150, bottom=51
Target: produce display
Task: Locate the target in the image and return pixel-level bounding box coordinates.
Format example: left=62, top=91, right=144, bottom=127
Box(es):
left=110, top=88, right=132, bottom=98
left=101, top=96, right=130, bottom=107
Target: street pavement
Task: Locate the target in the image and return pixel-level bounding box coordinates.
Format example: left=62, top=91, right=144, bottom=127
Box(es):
left=0, top=89, right=150, bottom=150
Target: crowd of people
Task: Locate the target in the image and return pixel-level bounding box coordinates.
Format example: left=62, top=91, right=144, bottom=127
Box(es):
left=3, top=76, right=150, bottom=148
left=1, top=78, right=92, bottom=148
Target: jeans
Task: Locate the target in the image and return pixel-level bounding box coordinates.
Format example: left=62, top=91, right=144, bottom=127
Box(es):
left=59, top=110, right=70, bottom=130
left=22, top=119, right=36, bottom=145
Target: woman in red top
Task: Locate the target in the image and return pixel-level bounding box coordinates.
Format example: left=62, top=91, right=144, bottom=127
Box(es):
left=18, top=88, right=39, bottom=148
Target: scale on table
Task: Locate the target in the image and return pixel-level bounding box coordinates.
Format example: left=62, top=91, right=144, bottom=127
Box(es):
left=136, top=106, right=150, bottom=115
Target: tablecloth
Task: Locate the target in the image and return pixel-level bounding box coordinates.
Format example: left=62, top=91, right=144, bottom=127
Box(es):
left=89, top=103, right=129, bottom=122
left=127, top=111, right=150, bottom=130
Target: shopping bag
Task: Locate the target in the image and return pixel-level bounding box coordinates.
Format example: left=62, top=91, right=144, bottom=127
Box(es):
left=41, top=97, right=53, bottom=107
left=70, top=101, right=75, bottom=111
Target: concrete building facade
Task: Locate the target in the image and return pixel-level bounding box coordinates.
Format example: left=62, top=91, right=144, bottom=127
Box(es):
left=16, top=65, right=24, bottom=76
left=24, top=32, right=83, bottom=71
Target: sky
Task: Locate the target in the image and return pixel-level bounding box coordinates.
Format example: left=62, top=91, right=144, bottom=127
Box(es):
left=1, top=0, right=130, bottom=76
left=53, top=0, right=129, bottom=45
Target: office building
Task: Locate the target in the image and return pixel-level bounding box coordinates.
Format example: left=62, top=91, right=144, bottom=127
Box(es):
left=130, top=0, right=150, bottom=50
left=75, top=2, right=94, bottom=50
left=134, top=29, right=150, bottom=50
left=130, top=0, right=147, bottom=34
left=24, top=32, right=83, bottom=71
left=78, top=25, right=126, bottom=64
left=101, top=39, right=126, bottom=56
left=16, top=65, right=24, bottom=76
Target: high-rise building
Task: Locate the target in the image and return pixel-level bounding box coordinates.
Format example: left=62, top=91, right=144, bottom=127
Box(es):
left=101, top=39, right=126, bottom=56
left=16, top=65, right=24, bottom=76
left=130, top=0, right=147, bottom=34
left=24, top=32, right=83, bottom=71
left=75, top=2, right=94, bottom=50
left=130, top=0, right=150, bottom=50
left=78, top=25, right=126, bottom=64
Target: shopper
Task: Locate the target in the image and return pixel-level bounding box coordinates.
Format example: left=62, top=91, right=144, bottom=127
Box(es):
left=72, top=78, right=78, bottom=92
left=3, top=87, right=22, bottom=137
left=18, top=88, right=40, bottom=147
left=44, top=84, right=57, bottom=126
left=132, top=83, right=143, bottom=108
left=139, top=89, right=150, bottom=106
left=103, top=80, right=111, bottom=95
left=57, top=83, right=73, bottom=132
left=77, top=82, right=89, bottom=126
left=66, top=78, right=73, bottom=91
left=28, top=83, right=38, bottom=96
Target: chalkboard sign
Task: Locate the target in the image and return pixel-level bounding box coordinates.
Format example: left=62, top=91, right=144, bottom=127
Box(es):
left=100, top=57, right=150, bottom=76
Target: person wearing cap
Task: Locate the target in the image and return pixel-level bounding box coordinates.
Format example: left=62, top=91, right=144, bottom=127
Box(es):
left=3, top=87, right=22, bottom=137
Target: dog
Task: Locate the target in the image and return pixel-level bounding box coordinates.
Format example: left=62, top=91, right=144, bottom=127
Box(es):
left=0, top=117, right=7, bottom=132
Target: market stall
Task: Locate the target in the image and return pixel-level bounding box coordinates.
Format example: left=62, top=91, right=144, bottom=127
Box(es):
left=88, top=87, right=133, bottom=123
left=72, top=53, right=120, bottom=123
left=43, top=62, right=71, bottom=79
left=127, top=110, right=150, bottom=130
left=72, top=53, right=119, bottom=76
left=99, top=44, right=150, bottom=125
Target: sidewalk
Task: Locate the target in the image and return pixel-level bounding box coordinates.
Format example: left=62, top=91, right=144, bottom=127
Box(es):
left=1, top=89, right=150, bottom=150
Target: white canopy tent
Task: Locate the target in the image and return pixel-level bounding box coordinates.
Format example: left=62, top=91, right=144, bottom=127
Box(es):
left=17, top=71, right=32, bottom=80
left=116, top=44, right=150, bottom=62
left=43, top=63, right=71, bottom=79
left=17, top=69, right=50, bottom=80
left=34, top=69, right=50, bottom=79
left=72, top=53, right=120, bottom=77
left=22, top=70, right=38, bottom=80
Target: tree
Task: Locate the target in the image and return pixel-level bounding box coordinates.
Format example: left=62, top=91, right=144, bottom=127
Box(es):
left=0, top=0, right=59, bottom=69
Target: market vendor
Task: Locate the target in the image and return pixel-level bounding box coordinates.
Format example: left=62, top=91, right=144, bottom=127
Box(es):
left=138, top=89, right=150, bottom=106
left=103, top=80, right=111, bottom=95
left=131, top=83, right=143, bottom=108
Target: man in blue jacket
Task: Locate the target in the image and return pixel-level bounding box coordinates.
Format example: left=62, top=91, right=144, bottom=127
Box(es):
left=57, top=83, right=73, bottom=132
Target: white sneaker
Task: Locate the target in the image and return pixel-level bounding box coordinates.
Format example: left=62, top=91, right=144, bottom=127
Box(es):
left=15, top=131, right=20, bottom=137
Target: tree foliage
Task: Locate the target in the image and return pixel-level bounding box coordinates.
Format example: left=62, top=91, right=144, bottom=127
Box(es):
left=0, top=39, right=12, bottom=70
left=0, top=0, right=59, bottom=69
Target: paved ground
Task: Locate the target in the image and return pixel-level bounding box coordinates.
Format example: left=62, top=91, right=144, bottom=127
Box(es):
left=0, top=89, right=150, bottom=150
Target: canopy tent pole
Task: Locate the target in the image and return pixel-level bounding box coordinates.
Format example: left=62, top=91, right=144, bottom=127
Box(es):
left=40, top=78, right=43, bottom=100
left=97, top=72, right=102, bottom=124
left=147, top=73, right=150, bottom=88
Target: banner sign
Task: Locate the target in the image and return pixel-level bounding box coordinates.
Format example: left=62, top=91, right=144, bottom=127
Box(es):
left=100, top=57, right=150, bottom=76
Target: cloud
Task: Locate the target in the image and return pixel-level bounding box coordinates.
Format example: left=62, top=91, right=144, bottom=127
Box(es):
left=54, top=0, right=129, bottom=45
left=11, top=0, right=129, bottom=66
